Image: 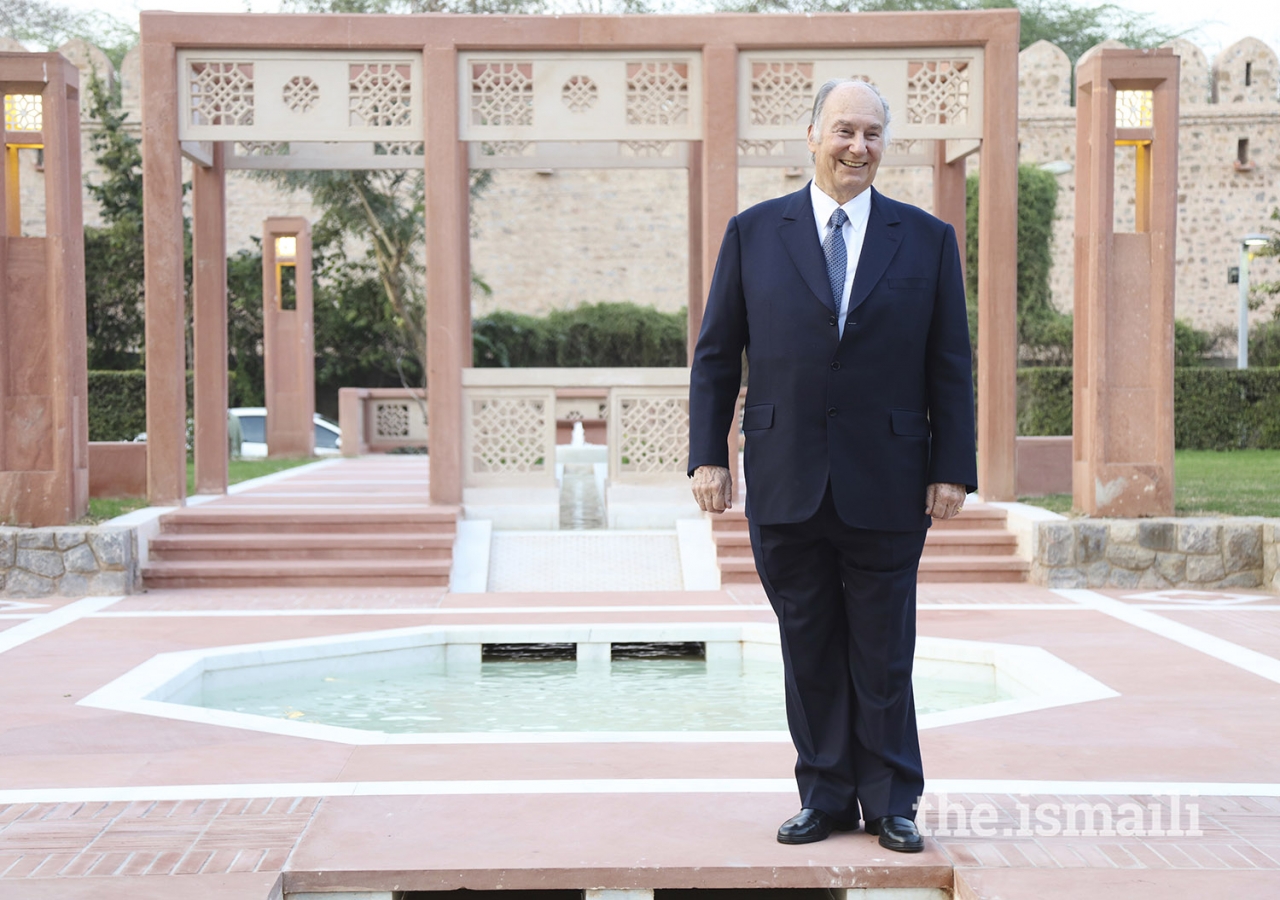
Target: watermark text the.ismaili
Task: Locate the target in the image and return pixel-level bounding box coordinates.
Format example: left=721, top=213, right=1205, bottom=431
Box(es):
left=915, top=793, right=1203, bottom=838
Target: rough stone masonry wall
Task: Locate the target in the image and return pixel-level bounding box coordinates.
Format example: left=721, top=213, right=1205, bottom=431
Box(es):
left=0, top=528, right=137, bottom=598
left=1034, top=518, right=1280, bottom=592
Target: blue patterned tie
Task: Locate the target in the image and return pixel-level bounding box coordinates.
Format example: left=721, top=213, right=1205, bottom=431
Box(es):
left=822, top=207, right=848, bottom=314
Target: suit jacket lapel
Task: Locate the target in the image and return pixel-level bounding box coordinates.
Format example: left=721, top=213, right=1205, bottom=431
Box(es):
left=778, top=185, right=838, bottom=315
left=848, top=188, right=903, bottom=316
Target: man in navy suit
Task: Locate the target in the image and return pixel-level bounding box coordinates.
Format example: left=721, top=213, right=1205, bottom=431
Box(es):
left=688, top=80, right=977, bottom=851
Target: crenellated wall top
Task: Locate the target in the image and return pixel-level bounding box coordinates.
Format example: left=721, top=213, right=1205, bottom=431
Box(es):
left=1017, top=34, right=1280, bottom=109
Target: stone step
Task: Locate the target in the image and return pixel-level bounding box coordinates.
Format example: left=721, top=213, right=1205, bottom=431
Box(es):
left=160, top=505, right=460, bottom=535
left=708, top=504, right=1010, bottom=534
left=140, top=558, right=452, bottom=589
left=147, top=532, right=455, bottom=561
left=716, top=554, right=1029, bottom=585
left=712, top=529, right=1017, bottom=558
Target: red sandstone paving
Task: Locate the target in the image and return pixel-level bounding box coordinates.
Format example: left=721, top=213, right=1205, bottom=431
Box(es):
left=1157, top=608, right=1280, bottom=658
left=0, top=873, right=280, bottom=898
left=955, top=867, right=1280, bottom=898
left=285, top=792, right=953, bottom=893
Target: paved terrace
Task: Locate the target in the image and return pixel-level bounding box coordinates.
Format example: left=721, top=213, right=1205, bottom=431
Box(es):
left=1, top=461, right=1279, bottom=898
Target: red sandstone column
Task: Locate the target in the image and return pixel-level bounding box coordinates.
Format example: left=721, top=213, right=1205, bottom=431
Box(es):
left=686, top=141, right=703, bottom=365
left=192, top=143, right=228, bottom=493
left=1072, top=50, right=1179, bottom=516
left=262, top=217, right=315, bottom=459
left=932, top=140, right=968, bottom=284
left=698, top=44, right=738, bottom=352
left=141, top=35, right=188, bottom=505
left=976, top=22, right=1020, bottom=501
left=425, top=43, right=466, bottom=505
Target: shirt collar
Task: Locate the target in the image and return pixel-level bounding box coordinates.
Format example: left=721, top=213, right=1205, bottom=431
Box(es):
left=809, top=181, right=872, bottom=234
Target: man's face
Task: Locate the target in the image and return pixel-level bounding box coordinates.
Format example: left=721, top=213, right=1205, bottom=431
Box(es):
left=806, top=82, right=885, bottom=205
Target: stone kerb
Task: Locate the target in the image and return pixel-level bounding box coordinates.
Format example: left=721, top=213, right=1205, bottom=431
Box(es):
left=1033, top=518, right=1280, bottom=592
left=1, top=527, right=137, bottom=598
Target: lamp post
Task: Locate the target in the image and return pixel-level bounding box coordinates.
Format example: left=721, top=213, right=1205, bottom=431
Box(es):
left=1239, top=233, right=1270, bottom=368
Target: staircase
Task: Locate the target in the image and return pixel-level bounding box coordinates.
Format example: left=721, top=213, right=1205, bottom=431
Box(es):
left=141, top=458, right=458, bottom=590
left=712, top=501, right=1029, bottom=584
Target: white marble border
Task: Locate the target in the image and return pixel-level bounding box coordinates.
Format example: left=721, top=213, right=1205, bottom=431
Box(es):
left=78, top=622, right=1118, bottom=745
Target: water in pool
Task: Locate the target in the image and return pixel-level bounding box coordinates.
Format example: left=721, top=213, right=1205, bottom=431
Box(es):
left=197, top=652, right=1011, bottom=734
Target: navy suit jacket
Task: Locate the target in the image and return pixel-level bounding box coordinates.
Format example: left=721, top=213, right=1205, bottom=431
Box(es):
left=688, top=184, right=978, bottom=532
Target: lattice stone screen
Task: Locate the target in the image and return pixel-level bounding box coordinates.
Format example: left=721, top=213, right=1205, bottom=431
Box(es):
left=609, top=388, right=691, bottom=485
left=178, top=50, right=422, bottom=143
left=736, top=49, right=984, bottom=166
left=458, top=52, right=702, bottom=143
left=462, top=388, right=558, bottom=488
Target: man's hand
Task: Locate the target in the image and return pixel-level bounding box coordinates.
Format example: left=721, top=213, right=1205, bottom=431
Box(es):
left=691, top=465, right=733, bottom=514
left=925, top=482, right=967, bottom=520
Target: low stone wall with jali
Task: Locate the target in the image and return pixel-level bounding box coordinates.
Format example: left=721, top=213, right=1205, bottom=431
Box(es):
left=1033, top=518, right=1280, bottom=592
left=0, top=527, right=137, bottom=597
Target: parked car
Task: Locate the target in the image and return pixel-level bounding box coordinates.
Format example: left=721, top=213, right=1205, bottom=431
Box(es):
left=229, top=407, right=342, bottom=459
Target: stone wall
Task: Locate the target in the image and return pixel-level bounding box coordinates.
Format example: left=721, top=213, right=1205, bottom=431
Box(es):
left=0, top=527, right=137, bottom=598
left=6, top=34, right=1280, bottom=334
left=1032, top=517, right=1280, bottom=592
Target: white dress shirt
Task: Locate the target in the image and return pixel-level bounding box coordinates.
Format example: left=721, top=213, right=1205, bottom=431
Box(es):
left=809, top=181, right=872, bottom=339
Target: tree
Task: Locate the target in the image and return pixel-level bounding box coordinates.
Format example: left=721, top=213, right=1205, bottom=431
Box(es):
left=713, top=0, right=1182, bottom=59
left=1, top=0, right=135, bottom=67
left=82, top=74, right=145, bottom=370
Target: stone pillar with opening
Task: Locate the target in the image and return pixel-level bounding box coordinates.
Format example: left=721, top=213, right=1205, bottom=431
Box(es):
left=1073, top=48, right=1180, bottom=516
left=1, top=54, right=89, bottom=527
left=262, top=217, right=315, bottom=459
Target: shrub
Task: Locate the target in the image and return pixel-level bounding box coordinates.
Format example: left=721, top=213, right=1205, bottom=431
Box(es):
left=1014, top=366, right=1280, bottom=449
left=1017, top=367, right=1073, bottom=436
left=474, top=302, right=687, bottom=368
left=87, top=370, right=147, bottom=441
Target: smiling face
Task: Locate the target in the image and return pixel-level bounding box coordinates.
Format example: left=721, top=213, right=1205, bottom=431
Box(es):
left=806, top=82, right=886, bottom=206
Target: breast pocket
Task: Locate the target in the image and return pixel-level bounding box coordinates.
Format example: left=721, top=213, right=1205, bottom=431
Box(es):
left=886, top=277, right=930, bottom=291
left=742, top=404, right=774, bottom=431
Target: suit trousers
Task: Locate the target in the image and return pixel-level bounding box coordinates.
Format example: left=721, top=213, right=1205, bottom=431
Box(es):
left=749, top=483, right=928, bottom=824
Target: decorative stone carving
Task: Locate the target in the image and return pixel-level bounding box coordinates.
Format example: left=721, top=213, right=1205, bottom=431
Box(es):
left=374, top=141, right=425, bottom=156
left=235, top=141, right=290, bottom=156
left=4, top=93, right=42, bottom=132
left=471, top=61, right=534, bottom=127
left=283, top=75, right=320, bottom=113
left=189, top=61, right=255, bottom=126
left=749, top=61, right=814, bottom=127
left=469, top=397, right=550, bottom=475
left=738, top=139, right=785, bottom=156
left=374, top=402, right=411, bottom=439
left=620, top=140, right=674, bottom=158
left=349, top=63, right=413, bottom=127
left=906, top=59, right=970, bottom=126
left=561, top=75, right=599, bottom=113
left=626, top=61, right=689, bottom=126
left=616, top=396, right=689, bottom=476
left=479, top=141, right=534, bottom=157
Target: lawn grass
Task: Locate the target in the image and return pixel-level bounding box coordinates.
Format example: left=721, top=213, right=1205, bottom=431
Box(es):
left=81, top=457, right=318, bottom=524
left=1018, top=449, right=1280, bottom=517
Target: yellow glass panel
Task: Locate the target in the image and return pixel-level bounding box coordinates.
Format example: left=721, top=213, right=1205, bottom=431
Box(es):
left=275, top=235, right=297, bottom=261
left=1114, top=90, right=1153, bottom=130
left=4, top=94, right=43, bottom=133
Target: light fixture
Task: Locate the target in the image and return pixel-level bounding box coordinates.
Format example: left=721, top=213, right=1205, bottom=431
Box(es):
left=1237, top=233, right=1272, bottom=368
left=274, top=235, right=297, bottom=262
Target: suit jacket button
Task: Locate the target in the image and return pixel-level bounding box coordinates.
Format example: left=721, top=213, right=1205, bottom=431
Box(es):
left=828, top=316, right=837, bottom=326
left=830, top=361, right=841, bottom=370
left=827, top=407, right=838, bottom=417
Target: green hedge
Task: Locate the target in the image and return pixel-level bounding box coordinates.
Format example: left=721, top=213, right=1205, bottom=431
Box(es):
left=474, top=302, right=686, bottom=368
left=1015, top=366, right=1280, bottom=449
left=87, top=370, right=147, bottom=441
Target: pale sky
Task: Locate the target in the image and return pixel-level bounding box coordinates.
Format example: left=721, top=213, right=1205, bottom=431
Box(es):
left=47, top=0, right=1280, bottom=60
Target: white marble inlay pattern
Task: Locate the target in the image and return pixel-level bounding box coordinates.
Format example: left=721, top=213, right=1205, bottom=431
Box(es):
left=487, top=531, right=684, bottom=592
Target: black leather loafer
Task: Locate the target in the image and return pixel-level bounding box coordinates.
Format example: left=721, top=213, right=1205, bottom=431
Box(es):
left=776, top=808, right=857, bottom=844
left=864, top=815, right=925, bottom=853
